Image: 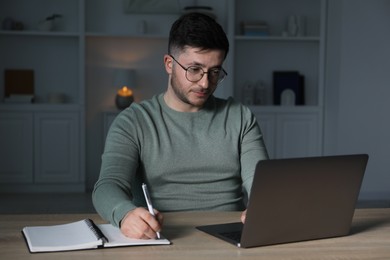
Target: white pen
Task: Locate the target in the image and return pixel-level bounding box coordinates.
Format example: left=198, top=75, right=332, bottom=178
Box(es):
left=141, top=183, right=161, bottom=239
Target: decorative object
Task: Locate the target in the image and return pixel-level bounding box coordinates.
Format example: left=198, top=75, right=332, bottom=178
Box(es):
left=12, top=21, right=24, bottom=30
left=115, top=86, right=134, bottom=109
left=4, top=69, right=35, bottom=103
left=38, top=14, right=62, bottom=31
left=2, top=17, right=24, bottom=31
left=48, top=93, right=66, bottom=104
left=273, top=71, right=304, bottom=106
left=4, top=94, right=34, bottom=104
left=287, top=15, right=306, bottom=37
left=2, top=17, right=14, bottom=30
left=280, top=89, right=296, bottom=106
left=4, top=69, right=34, bottom=99
left=242, top=82, right=255, bottom=105
left=296, top=15, right=306, bottom=36
left=114, top=69, right=135, bottom=109
left=242, top=80, right=267, bottom=106
left=254, top=80, right=267, bottom=105
left=287, top=15, right=298, bottom=36
left=137, top=20, right=147, bottom=34
left=241, top=21, right=270, bottom=36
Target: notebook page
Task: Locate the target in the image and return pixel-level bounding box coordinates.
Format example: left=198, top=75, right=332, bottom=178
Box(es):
left=98, top=224, right=170, bottom=247
left=23, top=220, right=102, bottom=252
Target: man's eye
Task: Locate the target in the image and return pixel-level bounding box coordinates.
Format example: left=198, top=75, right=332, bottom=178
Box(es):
left=210, top=69, right=221, bottom=75
left=188, top=67, right=202, bottom=74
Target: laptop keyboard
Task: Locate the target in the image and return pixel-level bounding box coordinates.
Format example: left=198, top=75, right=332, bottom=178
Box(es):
left=219, top=230, right=242, bottom=243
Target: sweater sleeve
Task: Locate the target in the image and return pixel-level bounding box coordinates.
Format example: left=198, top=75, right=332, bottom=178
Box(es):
left=92, top=109, right=140, bottom=227
left=239, top=105, right=269, bottom=199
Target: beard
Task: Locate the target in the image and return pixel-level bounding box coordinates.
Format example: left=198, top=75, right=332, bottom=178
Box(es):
left=170, top=70, right=214, bottom=109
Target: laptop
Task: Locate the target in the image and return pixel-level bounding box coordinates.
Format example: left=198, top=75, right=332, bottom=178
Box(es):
left=197, top=154, right=369, bottom=248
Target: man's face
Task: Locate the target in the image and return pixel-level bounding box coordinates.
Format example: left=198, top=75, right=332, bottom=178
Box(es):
left=164, top=47, right=225, bottom=112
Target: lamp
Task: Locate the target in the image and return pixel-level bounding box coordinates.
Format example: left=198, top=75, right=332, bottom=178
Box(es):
left=114, top=69, right=135, bottom=109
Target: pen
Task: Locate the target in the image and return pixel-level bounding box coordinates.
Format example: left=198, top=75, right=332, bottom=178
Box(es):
left=142, top=183, right=161, bottom=239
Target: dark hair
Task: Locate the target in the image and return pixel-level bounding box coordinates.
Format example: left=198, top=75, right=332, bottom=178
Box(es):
left=168, top=12, right=229, bottom=59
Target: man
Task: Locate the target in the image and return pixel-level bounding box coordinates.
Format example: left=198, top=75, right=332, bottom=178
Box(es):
left=93, top=12, right=268, bottom=239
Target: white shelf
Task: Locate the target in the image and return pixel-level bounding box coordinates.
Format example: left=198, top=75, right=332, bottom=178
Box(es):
left=85, top=32, right=168, bottom=39
left=0, top=30, right=81, bottom=37
left=235, top=35, right=321, bottom=42
left=0, top=103, right=82, bottom=112
left=248, top=105, right=322, bottom=114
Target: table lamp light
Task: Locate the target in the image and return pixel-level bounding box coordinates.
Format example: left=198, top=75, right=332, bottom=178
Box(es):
left=114, top=69, right=135, bottom=109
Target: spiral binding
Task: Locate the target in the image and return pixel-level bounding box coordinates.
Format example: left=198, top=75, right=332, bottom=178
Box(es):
left=84, top=219, right=109, bottom=243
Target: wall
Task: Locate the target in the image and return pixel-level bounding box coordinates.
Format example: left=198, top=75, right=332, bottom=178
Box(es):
left=324, top=0, right=390, bottom=202
left=85, top=38, right=168, bottom=189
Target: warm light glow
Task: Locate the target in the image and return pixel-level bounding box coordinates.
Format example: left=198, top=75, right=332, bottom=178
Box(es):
left=117, top=86, right=133, bottom=97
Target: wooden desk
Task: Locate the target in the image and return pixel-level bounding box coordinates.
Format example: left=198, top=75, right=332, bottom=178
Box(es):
left=1, top=209, right=390, bottom=259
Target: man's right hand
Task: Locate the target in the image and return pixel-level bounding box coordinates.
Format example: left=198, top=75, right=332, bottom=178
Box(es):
left=120, top=207, right=163, bottom=239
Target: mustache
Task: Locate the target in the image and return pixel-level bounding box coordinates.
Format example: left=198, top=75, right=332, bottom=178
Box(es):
left=192, top=88, right=210, bottom=94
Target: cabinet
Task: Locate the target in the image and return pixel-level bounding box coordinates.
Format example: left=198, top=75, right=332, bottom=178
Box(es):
left=0, top=112, right=33, bottom=183
left=34, top=112, right=80, bottom=183
left=275, top=112, right=320, bottom=158
left=0, top=108, right=82, bottom=192
left=102, top=111, right=119, bottom=143
left=252, top=107, right=321, bottom=159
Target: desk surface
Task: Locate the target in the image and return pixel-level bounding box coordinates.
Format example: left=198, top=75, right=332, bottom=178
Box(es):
left=1, top=209, right=390, bottom=259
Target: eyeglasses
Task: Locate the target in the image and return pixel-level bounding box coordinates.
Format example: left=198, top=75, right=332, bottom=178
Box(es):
left=169, top=55, right=227, bottom=85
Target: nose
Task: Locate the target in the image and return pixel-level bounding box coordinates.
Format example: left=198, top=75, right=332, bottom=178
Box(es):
left=198, top=72, right=209, bottom=89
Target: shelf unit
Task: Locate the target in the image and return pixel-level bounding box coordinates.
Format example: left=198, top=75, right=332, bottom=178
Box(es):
left=230, top=0, right=327, bottom=158
left=0, top=0, right=84, bottom=105
left=232, top=0, right=326, bottom=106
left=0, top=0, right=85, bottom=192
left=0, top=0, right=327, bottom=191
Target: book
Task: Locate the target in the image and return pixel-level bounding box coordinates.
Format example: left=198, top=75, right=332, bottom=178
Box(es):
left=241, top=21, right=270, bottom=36
left=22, top=219, right=171, bottom=253
left=273, top=71, right=305, bottom=105
left=4, top=94, right=35, bottom=103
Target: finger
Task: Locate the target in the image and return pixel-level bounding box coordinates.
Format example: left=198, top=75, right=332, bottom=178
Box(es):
left=123, top=217, right=156, bottom=239
left=120, top=208, right=159, bottom=239
left=136, top=219, right=158, bottom=239
left=142, top=210, right=162, bottom=236
left=241, top=210, right=247, bottom=223
left=154, top=209, right=164, bottom=225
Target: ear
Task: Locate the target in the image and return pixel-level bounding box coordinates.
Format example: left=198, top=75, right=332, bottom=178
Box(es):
left=164, top=54, right=173, bottom=74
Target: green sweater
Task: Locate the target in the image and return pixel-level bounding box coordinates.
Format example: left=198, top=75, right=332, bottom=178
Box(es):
left=93, top=94, right=268, bottom=226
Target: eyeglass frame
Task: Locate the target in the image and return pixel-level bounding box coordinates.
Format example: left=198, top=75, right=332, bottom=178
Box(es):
left=169, top=54, right=228, bottom=85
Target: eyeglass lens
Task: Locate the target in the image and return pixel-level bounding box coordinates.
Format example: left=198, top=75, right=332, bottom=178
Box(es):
left=186, top=67, right=225, bottom=84
left=170, top=55, right=226, bottom=84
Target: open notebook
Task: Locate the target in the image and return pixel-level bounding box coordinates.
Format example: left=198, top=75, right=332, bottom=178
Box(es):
left=22, top=219, right=170, bottom=253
